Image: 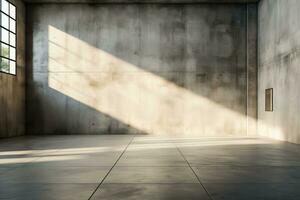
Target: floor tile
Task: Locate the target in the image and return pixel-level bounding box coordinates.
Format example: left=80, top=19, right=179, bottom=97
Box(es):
left=35, top=152, right=121, bottom=167
left=117, top=149, right=187, bottom=167
left=0, top=167, right=12, bottom=175
left=116, top=156, right=188, bottom=167
left=204, top=183, right=300, bottom=200
left=0, top=166, right=110, bottom=183
left=104, top=166, right=198, bottom=183
left=193, top=166, right=300, bottom=183
left=0, top=183, right=97, bottom=200
left=91, top=184, right=210, bottom=200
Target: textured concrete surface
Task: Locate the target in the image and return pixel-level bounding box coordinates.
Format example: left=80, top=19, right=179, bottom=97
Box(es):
left=24, top=0, right=259, bottom=3
left=1, top=136, right=300, bottom=199
left=246, top=4, right=257, bottom=136
left=0, top=0, right=26, bottom=138
left=258, top=0, right=300, bottom=144
left=26, top=3, right=257, bottom=136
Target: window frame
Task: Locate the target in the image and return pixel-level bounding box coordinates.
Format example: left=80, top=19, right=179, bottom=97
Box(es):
left=0, top=0, right=17, bottom=76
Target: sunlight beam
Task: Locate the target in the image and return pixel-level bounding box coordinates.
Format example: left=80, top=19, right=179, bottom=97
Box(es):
left=47, top=26, right=282, bottom=138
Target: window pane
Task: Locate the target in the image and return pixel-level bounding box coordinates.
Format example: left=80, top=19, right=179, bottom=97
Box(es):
left=10, top=18, right=15, bottom=33
left=9, top=60, right=15, bottom=74
left=1, top=28, right=9, bottom=43
left=9, top=4, right=16, bottom=19
left=0, top=1, right=17, bottom=75
left=9, top=32, right=15, bottom=46
left=1, top=13, right=9, bottom=29
left=0, top=57, right=9, bottom=73
left=1, top=42, right=9, bottom=58
left=9, top=46, right=15, bottom=60
left=1, top=0, right=9, bottom=15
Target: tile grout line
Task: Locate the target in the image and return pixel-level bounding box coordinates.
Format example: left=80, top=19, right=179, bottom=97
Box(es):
left=175, top=144, right=214, bottom=200
left=87, top=135, right=135, bottom=200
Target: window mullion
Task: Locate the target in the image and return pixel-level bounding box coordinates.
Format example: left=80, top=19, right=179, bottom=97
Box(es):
left=0, top=0, right=16, bottom=75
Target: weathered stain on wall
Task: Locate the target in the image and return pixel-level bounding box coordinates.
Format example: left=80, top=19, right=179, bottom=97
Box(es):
left=258, top=0, right=300, bottom=143
left=0, top=0, right=26, bottom=138
left=26, top=3, right=256, bottom=136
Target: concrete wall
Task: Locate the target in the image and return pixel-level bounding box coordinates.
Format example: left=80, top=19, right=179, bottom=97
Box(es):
left=0, top=0, right=26, bottom=138
left=24, top=0, right=259, bottom=3
left=258, top=0, right=300, bottom=143
left=26, top=3, right=257, bottom=136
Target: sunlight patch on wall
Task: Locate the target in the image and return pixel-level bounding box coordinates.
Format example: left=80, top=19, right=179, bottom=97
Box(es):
left=47, top=26, right=282, bottom=137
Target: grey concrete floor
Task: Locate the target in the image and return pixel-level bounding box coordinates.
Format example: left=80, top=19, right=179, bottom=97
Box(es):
left=1, top=136, right=300, bottom=200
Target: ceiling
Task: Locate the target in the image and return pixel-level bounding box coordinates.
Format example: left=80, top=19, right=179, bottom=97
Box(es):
left=24, top=0, right=259, bottom=3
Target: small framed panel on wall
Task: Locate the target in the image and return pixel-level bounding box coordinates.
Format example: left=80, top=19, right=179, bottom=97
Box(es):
left=265, top=88, right=273, bottom=112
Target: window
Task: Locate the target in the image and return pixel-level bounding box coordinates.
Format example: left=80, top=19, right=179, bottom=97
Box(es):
left=0, top=0, right=16, bottom=75
left=265, top=88, right=273, bottom=112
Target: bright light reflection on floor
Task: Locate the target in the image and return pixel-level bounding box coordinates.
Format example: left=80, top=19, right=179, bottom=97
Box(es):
left=0, top=137, right=279, bottom=165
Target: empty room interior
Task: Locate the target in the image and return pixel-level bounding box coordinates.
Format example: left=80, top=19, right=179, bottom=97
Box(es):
left=1, top=0, right=300, bottom=199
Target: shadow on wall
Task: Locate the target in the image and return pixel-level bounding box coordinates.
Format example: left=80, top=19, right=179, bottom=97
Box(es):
left=27, top=88, right=143, bottom=135
left=34, top=25, right=281, bottom=137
